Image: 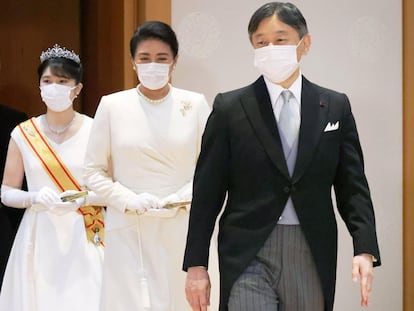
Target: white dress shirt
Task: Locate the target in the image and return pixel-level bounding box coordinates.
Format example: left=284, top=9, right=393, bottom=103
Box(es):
left=263, top=74, right=303, bottom=225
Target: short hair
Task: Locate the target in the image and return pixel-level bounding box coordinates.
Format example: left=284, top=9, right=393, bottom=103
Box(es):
left=37, top=57, right=83, bottom=84
left=248, top=2, right=308, bottom=41
left=130, top=21, right=179, bottom=58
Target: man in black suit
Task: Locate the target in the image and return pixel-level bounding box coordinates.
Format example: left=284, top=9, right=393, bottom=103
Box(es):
left=0, top=104, right=27, bottom=288
left=183, top=2, right=381, bottom=311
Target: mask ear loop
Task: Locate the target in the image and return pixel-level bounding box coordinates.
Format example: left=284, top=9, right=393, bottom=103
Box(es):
left=296, top=36, right=309, bottom=56
left=70, top=85, right=79, bottom=100
left=296, top=37, right=305, bottom=48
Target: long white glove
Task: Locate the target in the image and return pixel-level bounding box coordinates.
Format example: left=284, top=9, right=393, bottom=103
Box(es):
left=1, top=185, right=82, bottom=214
left=160, top=193, right=181, bottom=207
left=161, top=191, right=191, bottom=211
left=1, top=185, right=61, bottom=209
left=35, top=187, right=81, bottom=214
left=34, top=186, right=61, bottom=207
left=1, top=184, right=37, bottom=208
left=84, top=191, right=106, bottom=206
left=126, top=193, right=163, bottom=214
left=1, top=185, right=68, bottom=212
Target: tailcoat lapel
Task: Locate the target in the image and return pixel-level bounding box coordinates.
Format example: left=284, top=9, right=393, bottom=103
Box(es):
left=292, top=77, right=330, bottom=183
left=240, top=77, right=290, bottom=180
left=240, top=76, right=330, bottom=183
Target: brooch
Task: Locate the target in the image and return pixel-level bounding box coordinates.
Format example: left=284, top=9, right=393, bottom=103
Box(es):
left=180, top=101, right=192, bottom=116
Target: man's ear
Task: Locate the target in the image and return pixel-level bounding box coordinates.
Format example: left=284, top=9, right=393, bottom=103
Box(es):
left=302, top=33, right=312, bottom=55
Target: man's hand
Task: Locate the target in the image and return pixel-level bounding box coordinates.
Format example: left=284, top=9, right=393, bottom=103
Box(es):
left=352, top=253, right=374, bottom=307
left=185, top=266, right=211, bottom=311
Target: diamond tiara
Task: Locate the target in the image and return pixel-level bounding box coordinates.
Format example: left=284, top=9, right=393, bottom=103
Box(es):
left=40, top=44, right=81, bottom=64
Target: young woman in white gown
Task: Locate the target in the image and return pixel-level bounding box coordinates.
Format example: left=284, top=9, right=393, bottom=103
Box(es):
left=84, top=21, right=219, bottom=311
left=0, top=45, right=104, bottom=311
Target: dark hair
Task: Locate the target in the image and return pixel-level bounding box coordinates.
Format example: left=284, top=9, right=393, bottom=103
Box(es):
left=130, top=21, right=179, bottom=58
left=37, top=57, right=83, bottom=84
left=248, top=2, right=308, bottom=41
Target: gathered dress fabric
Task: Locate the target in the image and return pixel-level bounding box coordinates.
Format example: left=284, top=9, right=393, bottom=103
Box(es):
left=0, top=115, right=103, bottom=311
left=84, top=87, right=219, bottom=311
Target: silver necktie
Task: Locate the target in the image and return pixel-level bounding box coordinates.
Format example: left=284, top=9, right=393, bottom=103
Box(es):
left=278, top=90, right=299, bottom=152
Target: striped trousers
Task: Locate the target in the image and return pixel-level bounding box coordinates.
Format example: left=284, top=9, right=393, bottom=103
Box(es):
left=228, top=225, right=324, bottom=311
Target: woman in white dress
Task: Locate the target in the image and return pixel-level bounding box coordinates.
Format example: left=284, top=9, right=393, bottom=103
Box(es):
left=0, top=45, right=104, bottom=311
left=84, top=21, right=218, bottom=311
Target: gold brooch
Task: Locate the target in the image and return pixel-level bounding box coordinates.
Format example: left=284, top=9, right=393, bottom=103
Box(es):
left=180, top=101, right=192, bottom=116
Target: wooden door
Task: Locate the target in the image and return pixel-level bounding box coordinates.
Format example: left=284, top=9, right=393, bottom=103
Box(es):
left=0, top=0, right=81, bottom=117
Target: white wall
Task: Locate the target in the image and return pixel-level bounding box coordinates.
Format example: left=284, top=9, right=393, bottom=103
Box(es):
left=172, top=1, right=402, bottom=310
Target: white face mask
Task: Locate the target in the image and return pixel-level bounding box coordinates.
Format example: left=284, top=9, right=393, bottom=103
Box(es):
left=40, top=83, right=75, bottom=112
left=136, top=62, right=171, bottom=90
left=254, top=39, right=303, bottom=83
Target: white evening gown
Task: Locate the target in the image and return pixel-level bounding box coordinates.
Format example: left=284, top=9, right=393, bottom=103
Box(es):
left=84, top=87, right=219, bottom=311
left=0, top=115, right=103, bottom=311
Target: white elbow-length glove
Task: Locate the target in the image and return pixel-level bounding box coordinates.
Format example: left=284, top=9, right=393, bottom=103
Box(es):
left=35, top=187, right=61, bottom=207
left=1, top=185, right=72, bottom=213
left=126, top=193, right=163, bottom=214
left=1, top=184, right=37, bottom=208
left=161, top=188, right=192, bottom=211
left=83, top=191, right=106, bottom=206
left=160, top=193, right=181, bottom=207
left=37, top=187, right=82, bottom=215
left=1, top=185, right=62, bottom=210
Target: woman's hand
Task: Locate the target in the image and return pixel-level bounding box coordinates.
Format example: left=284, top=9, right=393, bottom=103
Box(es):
left=126, top=193, right=163, bottom=214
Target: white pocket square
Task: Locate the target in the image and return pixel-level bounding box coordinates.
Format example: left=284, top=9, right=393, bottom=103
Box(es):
left=324, top=121, right=339, bottom=132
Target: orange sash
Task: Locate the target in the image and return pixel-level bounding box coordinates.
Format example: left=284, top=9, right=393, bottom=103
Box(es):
left=18, top=117, right=104, bottom=246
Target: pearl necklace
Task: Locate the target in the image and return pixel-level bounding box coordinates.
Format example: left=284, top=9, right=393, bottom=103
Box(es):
left=44, top=113, right=76, bottom=135
left=136, top=84, right=171, bottom=105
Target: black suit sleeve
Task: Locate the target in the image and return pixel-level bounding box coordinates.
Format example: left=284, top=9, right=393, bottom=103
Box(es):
left=183, top=94, right=230, bottom=270
left=333, top=95, right=381, bottom=265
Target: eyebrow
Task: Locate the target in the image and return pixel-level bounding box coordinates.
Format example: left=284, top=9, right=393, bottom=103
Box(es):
left=41, top=74, right=69, bottom=79
left=136, top=52, right=170, bottom=56
left=253, top=30, right=289, bottom=39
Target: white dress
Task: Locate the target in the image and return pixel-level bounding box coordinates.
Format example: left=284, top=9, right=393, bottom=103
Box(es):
left=84, top=86, right=219, bottom=311
left=0, top=115, right=103, bottom=311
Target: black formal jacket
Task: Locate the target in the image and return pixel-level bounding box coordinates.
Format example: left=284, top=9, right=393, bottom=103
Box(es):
left=0, top=104, right=27, bottom=288
left=183, top=76, right=381, bottom=311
